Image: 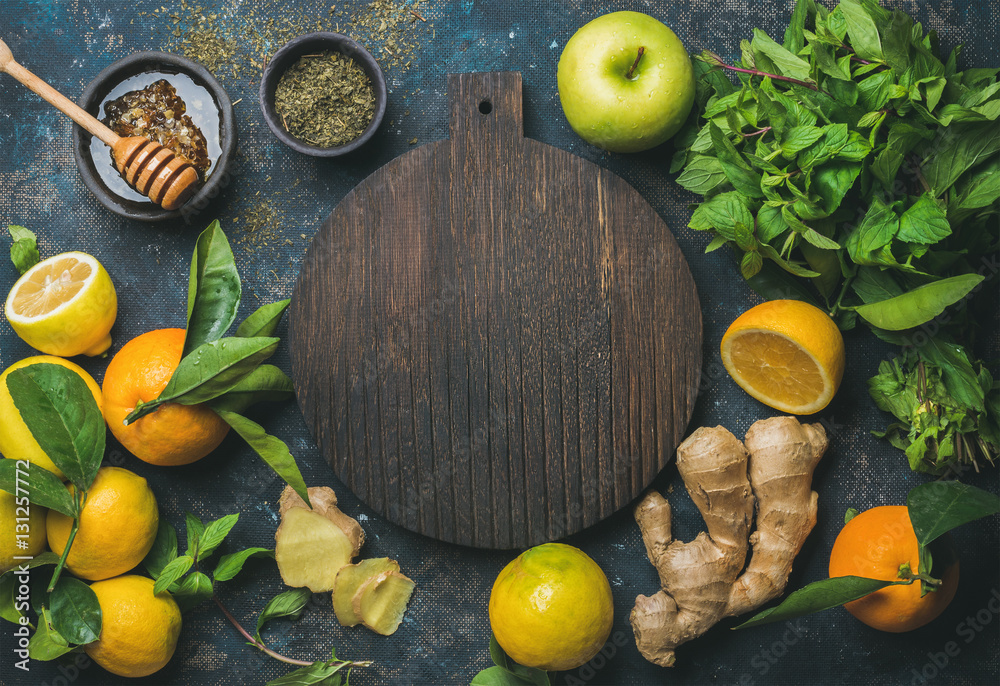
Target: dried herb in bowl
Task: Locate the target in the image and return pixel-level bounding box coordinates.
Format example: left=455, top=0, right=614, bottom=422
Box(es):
left=274, top=50, right=375, bottom=148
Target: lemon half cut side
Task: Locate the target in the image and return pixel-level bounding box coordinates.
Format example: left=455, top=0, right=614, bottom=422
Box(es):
left=5, top=251, right=117, bottom=357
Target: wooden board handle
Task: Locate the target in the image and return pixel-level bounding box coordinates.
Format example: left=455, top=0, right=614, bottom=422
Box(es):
left=448, top=72, right=523, bottom=146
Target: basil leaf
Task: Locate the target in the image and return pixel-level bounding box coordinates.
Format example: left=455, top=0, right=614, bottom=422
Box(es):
left=154, top=555, right=194, bottom=596
left=922, top=121, right=1000, bottom=194
left=198, top=514, right=240, bottom=559
left=6, top=365, right=104, bottom=491
left=852, top=274, right=984, bottom=330
left=266, top=661, right=347, bottom=686
left=214, top=410, right=310, bottom=506
left=8, top=225, right=40, bottom=275
left=185, top=513, right=205, bottom=558
left=185, top=220, right=242, bottom=356
left=212, top=547, right=273, bottom=582
left=955, top=170, right=1000, bottom=209
left=898, top=194, right=951, bottom=245
left=236, top=299, right=291, bottom=338
left=171, top=572, right=214, bottom=613
left=472, top=667, right=540, bottom=686
left=256, top=588, right=312, bottom=638
left=49, top=577, right=101, bottom=645
left=489, top=635, right=550, bottom=686
left=29, top=607, right=74, bottom=660
left=207, top=365, right=295, bottom=415
left=840, top=0, right=883, bottom=62
left=127, top=336, right=280, bottom=422
left=907, top=481, right=1000, bottom=548
left=143, top=519, right=179, bottom=579
left=0, top=460, right=75, bottom=517
left=734, top=576, right=903, bottom=629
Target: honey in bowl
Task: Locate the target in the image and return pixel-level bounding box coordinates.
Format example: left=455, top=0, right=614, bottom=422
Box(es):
left=88, top=71, right=221, bottom=204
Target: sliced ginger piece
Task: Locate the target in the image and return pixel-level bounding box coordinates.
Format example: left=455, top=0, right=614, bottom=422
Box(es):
left=279, top=485, right=365, bottom=556
left=275, top=507, right=355, bottom=592
left=352, top=571, right=416, bottom=636
left=332, top=558, right=401, bottom=627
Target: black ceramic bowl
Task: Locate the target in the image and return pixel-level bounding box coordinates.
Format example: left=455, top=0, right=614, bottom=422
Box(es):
left=259, top=32, right=387, bottom=157
left=72, top=51, right=237, bottom=223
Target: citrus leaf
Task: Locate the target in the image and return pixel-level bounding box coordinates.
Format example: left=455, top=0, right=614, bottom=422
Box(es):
left=49, top=577, right=101, bottom=645
left=0, top=460, right=75, bottom=517
left=489, top=635, right=550, bottom=686
left=907, top=481, right=1000, bottom=548
left=185, top=220, right=241, bottom=356
left=236, top=299, right=291, bottom=338
left=733, top=575, right=904, bottom=629
left=207, top=365, right=294, bottom=415
left=29, top=607, right=74, bottom=660
left=5, top=364, right=104, bottom=491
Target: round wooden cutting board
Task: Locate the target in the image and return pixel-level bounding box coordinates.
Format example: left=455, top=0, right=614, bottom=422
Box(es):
left=290, top=72, right=702, bottom=549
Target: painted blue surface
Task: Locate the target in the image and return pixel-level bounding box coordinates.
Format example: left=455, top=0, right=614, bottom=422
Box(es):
left=0, top=1, right=998, bottom=684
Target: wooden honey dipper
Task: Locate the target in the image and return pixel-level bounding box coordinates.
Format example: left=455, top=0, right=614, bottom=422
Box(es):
left=0, top=38, right=200, bottom=211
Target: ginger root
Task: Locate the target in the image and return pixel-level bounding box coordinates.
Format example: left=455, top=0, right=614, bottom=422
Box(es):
left=333, top=558, right=401, bottom=626
left=352, top=570, right=416, bottom=636
left=275, top=486, right=365, bottom=592
left=630, top=416, right=827, bottom=667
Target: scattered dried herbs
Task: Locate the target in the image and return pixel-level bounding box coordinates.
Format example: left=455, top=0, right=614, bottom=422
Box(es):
left=274, top=51, right=376, bottom=147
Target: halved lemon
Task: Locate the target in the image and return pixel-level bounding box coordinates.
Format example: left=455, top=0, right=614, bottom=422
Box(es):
left=5, top=252, right=117, bottom=357
left=720, top=300, right=845, bottom=415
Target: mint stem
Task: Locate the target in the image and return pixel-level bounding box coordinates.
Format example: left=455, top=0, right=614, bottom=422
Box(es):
left=625, top=46, right=645, bottom=80
left=717, top=61, right=821, bottom=91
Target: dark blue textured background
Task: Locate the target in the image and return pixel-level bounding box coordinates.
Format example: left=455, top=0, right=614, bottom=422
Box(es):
left=1, top=1, right=998, bottom=685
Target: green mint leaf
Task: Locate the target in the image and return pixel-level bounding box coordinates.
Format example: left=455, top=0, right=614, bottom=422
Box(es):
left=908, top=481, right=1000, bottom=548
left=955, top=168, right=1000, bottom=210
left=206, top=365, right=295, bottom=415
left=472, top=667, right=540, bottom=686
left=212, top=547, right=274, bottom=582
left=740, top=251, right=764, bottom=279
left=780, top=125, right=825, bottom=157
left=266, top=661, right=348, bottom=686
left=922, top=121, right=1000, bottom=194
left=0, top=461, right=75, bottom=517
left=676, top=155, right=727, bottom=195
left=257, top=588, right=313, bottom=639
left=185, top=513, right=205, bottom=558
left=698, top=191, right=754, bottom=241
left=845, top=507, right=860, bottom=524
left=898, top=194, right=951, bottom=245
left=185, top=220, right=242, bottom=356
left=920, top=340, right=986, bottom=413
left=214, top=410, right=311, bottom=507
left=839, top=0, right=884, bottom=62
left=783, top=0, right=815, bottom=53
left=49, top=577, right=101, bottom=645
left=143, top=519, right=179, bottom=579
left=709, top=123, right=764, bottom=198
left=751, top=28, right=813, bottom=82
left=734, top=576, right=903, bottom=630
left=154, top=556, right=194, bottom=596
left=126, top=336, right=280, bottom=422
left=28, top=607, right=74, bottom=660
left=171, top=571, right=214, bottom=613
left=197, top=514, right=240, bottom=559
left=8, top=225, right=40, bottom=275
left=852, top=274, right=984, bottom=331
left=5, top=365, right=104, bottom=491
left=236, top=299, right=291, bottom=338
left=845, top=198, right=899, bottom=266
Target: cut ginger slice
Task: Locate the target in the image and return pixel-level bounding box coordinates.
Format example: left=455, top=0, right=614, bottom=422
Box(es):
left=275, top=507, right=355, bottom=592
left=332, top=558, right=401, bottom=627
left=352, top=571, right=416, bottom=636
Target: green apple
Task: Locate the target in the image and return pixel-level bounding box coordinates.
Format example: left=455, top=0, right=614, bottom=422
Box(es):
left=557, top=11, right=695, bottom=153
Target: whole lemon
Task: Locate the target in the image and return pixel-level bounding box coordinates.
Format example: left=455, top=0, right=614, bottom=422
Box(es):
left=86, top=575, right=182, bottom=678
left=489, top=543, right=614, bottom=671
left=0, top=356, right=103, bottom=479
left=4, top=251, right=117, bottom=357
left=46, top=467, right=158, bottom=581
left=0, top=489, right=48, bottom=571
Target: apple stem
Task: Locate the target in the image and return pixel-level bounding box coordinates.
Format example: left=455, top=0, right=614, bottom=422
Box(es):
left=625, top=46, right=645, bottom=80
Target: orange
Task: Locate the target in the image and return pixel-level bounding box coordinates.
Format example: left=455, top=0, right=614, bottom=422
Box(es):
left=102, top=328, right=228, bottom=466
left=86, top=575, right=181, bottom=678
left=720, top=299, right=845, bottom=414
left=489, top=543, right=613, bottom=671
left=46, top=466, right=159, bottom=581
left=828, top=505, right=959, bottom=632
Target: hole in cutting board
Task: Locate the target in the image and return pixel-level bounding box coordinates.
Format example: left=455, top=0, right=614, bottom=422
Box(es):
left=478, top=99, right=493, bottom=115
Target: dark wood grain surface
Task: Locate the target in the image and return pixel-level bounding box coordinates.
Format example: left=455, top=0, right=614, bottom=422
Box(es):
left=290, top=72, right=702, bottom=549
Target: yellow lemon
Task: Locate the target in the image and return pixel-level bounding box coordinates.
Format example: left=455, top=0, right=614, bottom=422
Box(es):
left=86, top=575, right=182, bottom=678
left=0, top=356, right=103, bottom=479
left=5, top=251, right=117, bottom=357
left=489, top=543, right=614, bottom=671
left=46, top=467, right=158, bottom=581
left=720, top=299, right=845, bottom=415
left=0, top=489, right=48, bottom=572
